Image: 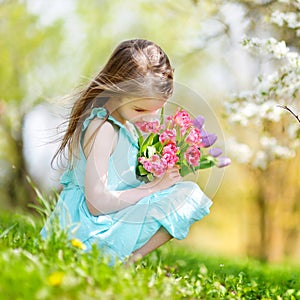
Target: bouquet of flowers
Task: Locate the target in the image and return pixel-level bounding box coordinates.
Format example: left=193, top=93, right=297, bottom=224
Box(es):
left=135, top=108, right=231, bottom=182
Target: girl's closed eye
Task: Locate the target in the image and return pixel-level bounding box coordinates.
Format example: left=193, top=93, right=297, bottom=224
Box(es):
left=134, top=108, right=146, bottom=112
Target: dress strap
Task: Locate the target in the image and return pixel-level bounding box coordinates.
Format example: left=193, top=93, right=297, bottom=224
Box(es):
left=81, top=107, right=138, bottom=147
left=82, top=107, right=125, bottom=131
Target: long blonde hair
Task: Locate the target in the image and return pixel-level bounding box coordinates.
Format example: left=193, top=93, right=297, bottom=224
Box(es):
left=53, top=39, right=174, bottom=167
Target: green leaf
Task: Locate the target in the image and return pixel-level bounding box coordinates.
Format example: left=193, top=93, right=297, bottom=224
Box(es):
left=141, top=133, right=155, bottom=155
left=0, top=223, right=17, bottom=239
left=147, top=173, right=154, bottom=181
left=180, top=144, right=189, bottom=154
left=179, top=164, right=193, bottom=177
left=179, top=156, right=215, bottom=176
left=160, top=106, right=165, bottom=124
left=138, top=135, right=144, bottom=148
left=137, top=164, right=148, bottom=175
left=198, top=160, right=215, bottom=169
left=154, top=141, right=163, bottom=152
left=153, top=134, right=159, bottom=144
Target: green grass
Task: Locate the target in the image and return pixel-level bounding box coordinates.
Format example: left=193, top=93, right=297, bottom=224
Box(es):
left=0, top=210, right=299, bottom=300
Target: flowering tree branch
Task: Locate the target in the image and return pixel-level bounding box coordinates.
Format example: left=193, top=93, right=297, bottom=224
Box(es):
left=224, top=35, right=300, bottom=170
left=278, top=105, right=300, bottom=124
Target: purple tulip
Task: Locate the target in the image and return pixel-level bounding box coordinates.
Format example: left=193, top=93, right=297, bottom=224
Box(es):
left=216, top=156, right=231, bottom=168
left=200, top=133, right=217, bottom=147
left=208, top=147, right=223, bottom=157
left=193, top=115, right=205, bottom=129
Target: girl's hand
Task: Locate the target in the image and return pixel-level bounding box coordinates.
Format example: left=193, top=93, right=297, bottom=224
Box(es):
left=150, top=166, right=182, bottom=192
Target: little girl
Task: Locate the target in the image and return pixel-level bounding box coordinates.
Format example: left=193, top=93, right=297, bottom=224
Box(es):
left=41, top=39, right=212, bottom=263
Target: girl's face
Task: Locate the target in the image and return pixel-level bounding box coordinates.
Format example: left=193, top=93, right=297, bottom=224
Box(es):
left=110, top=97, right=167, bottom=124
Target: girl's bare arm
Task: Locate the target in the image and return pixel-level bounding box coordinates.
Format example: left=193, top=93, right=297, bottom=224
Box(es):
left=84, top=120, right=181, bottom=216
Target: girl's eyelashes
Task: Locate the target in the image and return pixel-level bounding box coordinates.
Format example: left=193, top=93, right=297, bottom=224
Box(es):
left=134, top=108, right=147, bottom=112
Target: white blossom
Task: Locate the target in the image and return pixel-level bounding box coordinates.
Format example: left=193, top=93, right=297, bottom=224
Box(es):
left=242, top=37, right=289, bottom=59
left=252, top=151, right=268, bottom=170
left=273, top=145, right=295, bottom=158
left=290, top=139, right=300, bottom=148
left=227, top=137, right=253, bottom=164
left=271, top=10, right=300, bottom=29
left=286, top=52, right=300, bottom=72
left=260, top=136, right=277, bottom=148
left=225, top=30, right=300, bottom=171
left=228, top=113, right=249, bottom=126
left=287, top=123, right=300, bottom=139
left=242, top=102, right=260, bottom=118
left=259, top=101, right=283, bottom=121
left=259, top=136, right=295, bottom=160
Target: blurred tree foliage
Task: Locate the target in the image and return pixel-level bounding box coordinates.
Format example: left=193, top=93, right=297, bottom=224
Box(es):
left=0, top=1, right=63, bottom=207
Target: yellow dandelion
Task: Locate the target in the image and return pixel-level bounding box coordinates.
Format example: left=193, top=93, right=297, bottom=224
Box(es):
left=71, top=238, right=87, bottom=250
left=47, top=271, right=64, bottom=286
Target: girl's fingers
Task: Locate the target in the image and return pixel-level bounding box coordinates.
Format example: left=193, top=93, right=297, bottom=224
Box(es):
left=168, top=167, right=180, bottom=174
left=169, top=171, right=181, bottom=179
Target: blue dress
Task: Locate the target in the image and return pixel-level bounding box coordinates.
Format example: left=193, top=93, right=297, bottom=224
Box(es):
left=41, top=107, right=212, bottom=261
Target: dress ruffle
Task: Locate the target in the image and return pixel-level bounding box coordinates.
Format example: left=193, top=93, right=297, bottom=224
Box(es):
left=82, top=107, right=138, bottom=147
left=82, top=107, right=109, bottom=131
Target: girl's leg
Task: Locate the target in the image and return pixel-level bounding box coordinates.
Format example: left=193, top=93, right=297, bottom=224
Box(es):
left=128, top=227, right=172, bottom=263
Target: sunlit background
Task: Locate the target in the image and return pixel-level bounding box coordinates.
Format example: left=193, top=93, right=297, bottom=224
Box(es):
left=1, top=0, right=299, bottom=263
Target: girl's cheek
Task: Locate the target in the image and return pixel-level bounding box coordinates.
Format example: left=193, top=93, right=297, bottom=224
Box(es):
left=129, top=113, right=143, bottom=122
left=140, top=112, right=159, bottom=122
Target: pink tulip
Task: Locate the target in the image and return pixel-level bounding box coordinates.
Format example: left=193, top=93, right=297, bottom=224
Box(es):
left=159, top=129, right=176, bottom=144
left=138, top=155, right=168, bottom=177
left=173, top=109, right=192, bottom=132
left=135, top=120, right=160, bottom=133
left=162, top=143, right=179, bottom=167
left=184, top=145, right=201, bottom=166
left=186, top=127, right=202, bottom=145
